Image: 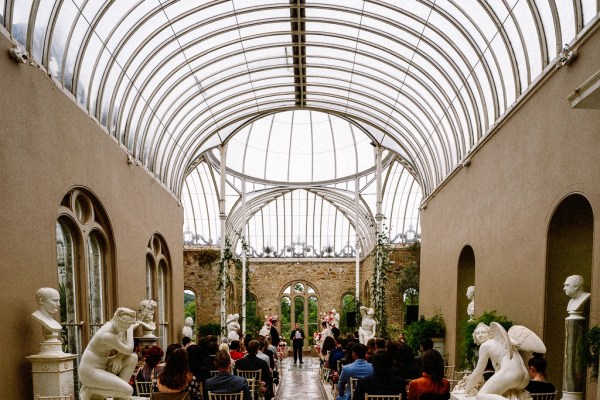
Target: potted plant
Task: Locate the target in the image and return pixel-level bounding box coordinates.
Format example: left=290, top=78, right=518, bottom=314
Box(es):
left=580, top=325, right=600, bottom=382
left=458, top=310, right=513, bottom=369
left=404, top=313, right=446, bottom=354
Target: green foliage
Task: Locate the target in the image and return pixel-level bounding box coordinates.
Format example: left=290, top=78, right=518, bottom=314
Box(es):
left=199, top=323, right=221, bottom=336
left=196, top=248, right=220, bottom=265
left=372, top=224, right=391, bottom=338
left=404, top=313, right=446, bottom=354
left=458, top=310, right=514, bottom=369
left=218, top=233, right=250, bottom=336
left=184, top=300, right=196, bottom=321
left=245, top=296, right=262, bottom=336
left=397, top=241, right=421, bottom=296
left=581, top=325, right=600, bottom=382
left=280, top=297, right=291, bottom=339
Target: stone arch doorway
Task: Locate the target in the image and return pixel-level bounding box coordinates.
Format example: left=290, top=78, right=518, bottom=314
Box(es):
left=280, top=280, right=319, bottom=349
left=544, top=193, right=593, bottom=394
left=456, top=245, right=475, bottom=366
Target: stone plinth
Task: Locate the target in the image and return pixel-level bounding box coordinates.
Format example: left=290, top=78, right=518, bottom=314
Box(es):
left=27, top=353, right=78, bottom=398
left=136, top=335, right=159, bottom=348
left=562, top=312, right=586, bottom=400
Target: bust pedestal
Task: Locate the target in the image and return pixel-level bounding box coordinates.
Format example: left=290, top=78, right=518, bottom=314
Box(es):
left=27, top=353, right=78, bottom=398
left=136, top=334, right=159, bottom=348
left=562, top=311, right=587, bottom=400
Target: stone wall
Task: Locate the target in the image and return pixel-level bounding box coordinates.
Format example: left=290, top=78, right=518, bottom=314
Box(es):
left=184, top=245, right=419, bottom=339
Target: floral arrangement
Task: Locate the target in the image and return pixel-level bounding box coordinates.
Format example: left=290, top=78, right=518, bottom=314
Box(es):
left=313, top=331, right=323, bottom=353
left=264, top=314, right=279, bottom=326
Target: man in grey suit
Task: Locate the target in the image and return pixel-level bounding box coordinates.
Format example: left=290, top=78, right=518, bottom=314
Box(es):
left=337, top=343, right=374, bottom=400
left=204, top=350, right=252, bottom=400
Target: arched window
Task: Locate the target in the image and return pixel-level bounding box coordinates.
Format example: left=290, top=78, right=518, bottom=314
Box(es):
left=280, top=281, right=319, bottom=348
left=56, top=188, right=115, bottom=357
left=147, top=234, right=171, bottom=349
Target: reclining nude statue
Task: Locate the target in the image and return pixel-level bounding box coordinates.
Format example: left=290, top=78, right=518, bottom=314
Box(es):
left=460, top=322, right=546, bottom=399
left=78, top=307, right=139, bottom=400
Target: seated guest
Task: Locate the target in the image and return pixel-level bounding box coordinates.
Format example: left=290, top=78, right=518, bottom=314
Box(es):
left=408, top=349, right=450, bottom=400
left=234, top=339, right=273, bottom=400
left=187, top=344, right=212, bottom=383
left=204, top=350, right=251, bottom=400
left=229, top=340, right=245, bottom=361
left=340, top=341, right=356, bottom=366
left=329, top=337, right=345, bottom=370
left=137, top=345, right=164, bottom=382
left=337, top=343, right=373, bottom=400
left=354, top=350, right=407, bottom=400
left=525, top=353, right=556, bottom=394
left=153, top=348, right=201, bottom=400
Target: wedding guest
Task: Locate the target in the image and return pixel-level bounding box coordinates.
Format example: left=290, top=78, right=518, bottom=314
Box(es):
left=408, top=349, right=450, bottom=400
left=153, top=348, right=201, bottom=400
left=354, top=350, right=407, bottom=400
left=234, top=340, right=273, bottom=400
left=137, top=345, right=164, bottom=382
left=525, top=353, right=556, bottom=394
left=337, top=343, right=373, bottom=400
left=229, top=340, right=245, bottom=361
left=187, top=344, right=211, bottom=383
left=204, top=350, right=251, bottom=400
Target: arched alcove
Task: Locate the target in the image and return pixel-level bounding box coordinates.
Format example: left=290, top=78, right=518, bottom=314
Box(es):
left=456, top=245, right=475, bottom=367
left=544, top=194, right=593, bottom=393
left=183, top=288, right=197, bottom=340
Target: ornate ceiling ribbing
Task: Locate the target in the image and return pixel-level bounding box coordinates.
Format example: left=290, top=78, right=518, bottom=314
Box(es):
left=0, top=0, right=600, bottom=254
left=5, top=1, right=598, bottom=197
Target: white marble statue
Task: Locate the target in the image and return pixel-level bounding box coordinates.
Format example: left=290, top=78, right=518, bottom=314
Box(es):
left=462, top=322, right=546, bottom=400
left=78, top=307, right=139, bottom=400
left=137, top=299, right=157, bottom=337
left=182, top=316, right=194, bottom=339
left=226, top=313, right=240, bottom=341
left=358, top=306, right=377, bottom=344
left=467, top=286, right=475, bottom=321
left=31, top=287, right=66, bottom=355
left=31, top=287, right=63, bottom=338
left=563, top=275, right=591, bottom=313
left=330, top=309, right=340, bottom=329
left=259, top=321, right=271, bottom=337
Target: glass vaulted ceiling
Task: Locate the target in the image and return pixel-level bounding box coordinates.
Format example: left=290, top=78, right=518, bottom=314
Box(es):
left=4, top=1, right=598, bottom=255
left=181, top=110, right=422, bottom=257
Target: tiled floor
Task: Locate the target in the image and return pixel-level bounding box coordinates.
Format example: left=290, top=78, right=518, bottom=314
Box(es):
left=275, top=356, right=328, bottom=400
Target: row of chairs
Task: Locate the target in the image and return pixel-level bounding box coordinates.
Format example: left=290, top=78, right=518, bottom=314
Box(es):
left=136, top=369, right=263, bottom=400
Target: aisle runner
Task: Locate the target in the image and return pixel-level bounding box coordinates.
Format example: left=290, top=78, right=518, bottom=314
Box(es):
left=275, top=356, right=327, bottom=400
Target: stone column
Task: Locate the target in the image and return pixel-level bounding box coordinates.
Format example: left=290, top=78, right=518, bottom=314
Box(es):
left=562, top=310, right=587, bottom=400
left=27, top=353, right=78, bottom=398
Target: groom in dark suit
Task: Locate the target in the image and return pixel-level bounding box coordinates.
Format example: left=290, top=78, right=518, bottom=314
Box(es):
left=290, top=323, right=305, bottom=364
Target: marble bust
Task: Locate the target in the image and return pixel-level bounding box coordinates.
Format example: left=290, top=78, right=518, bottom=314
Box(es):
left=466, top=286, right=475, bottom=320
left=137, top=299, right=157, bottom=337
left=31, top=287, right=63, bottom=340
left=564, top=275, right=591, bottom=313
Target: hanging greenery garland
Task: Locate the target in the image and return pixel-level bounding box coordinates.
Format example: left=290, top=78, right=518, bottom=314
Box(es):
left=218, top=233, right=251, bottom=335
left=372, top=224, right=391, bottom=339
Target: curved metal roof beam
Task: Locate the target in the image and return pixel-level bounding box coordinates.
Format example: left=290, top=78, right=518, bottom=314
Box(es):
left=225, top=187, right=376, bottom=253
left=94, top=12, right=482, bottom=177
left=158, top=75, right=448, bottom=182
left=117, top=24, right=476, bottom=169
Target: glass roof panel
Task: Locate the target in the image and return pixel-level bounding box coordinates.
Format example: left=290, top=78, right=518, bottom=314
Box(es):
left=7, top=1, right=598, bottom=249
